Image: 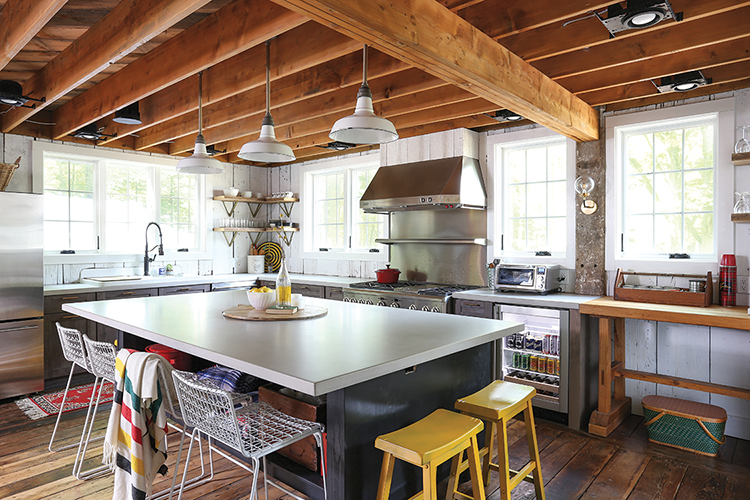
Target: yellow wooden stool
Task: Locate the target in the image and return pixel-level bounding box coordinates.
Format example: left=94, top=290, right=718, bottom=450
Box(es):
left=375, top=409, right=486, bottom=500
left=448, top=380, right=545, bottom=500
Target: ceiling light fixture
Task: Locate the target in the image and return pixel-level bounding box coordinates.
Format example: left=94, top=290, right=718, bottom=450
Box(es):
left=71, top=123, right=116, bottom=141
left=0, top=80, right=45, bottom=108
left=653, top=70, right=712, bottom=93
left=595, top=1, right=681, bottom=37
left=113, top=102, right=142, bottom=125
left=176, top=72, right=224, bottom=174
left=206, top=144, right=226, bottom=156
left=317, top=141, right=357, bottom=151
left=238, top=39, right=295, bottom=163
left=487, top=109, right=524, bottom=122
left=329, top=44, right=398, bottom=145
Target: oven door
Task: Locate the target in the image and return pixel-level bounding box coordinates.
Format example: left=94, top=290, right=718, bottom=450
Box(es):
left=495, top=266, right=536, bottom=289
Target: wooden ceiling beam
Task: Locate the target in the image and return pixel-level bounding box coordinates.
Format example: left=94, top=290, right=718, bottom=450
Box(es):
left=560, top=36, right=750, bottom=95
left=269, top=0, right=598, bottom=142
left=137, top=48, right=406, bottom=151
left=170, top=66, right=443, bottom=154
left=505, top=0, right=750, bottom=63
left=534, top=5, right=750, bottom=81
left=1, top=0, right=214, bottom=133
left=49, top=0, right=307, bottom=140
left=0, top=0, right=67, bottom=71
left=580, top=60, right=750, bottom=107
left=99, top=21, right=359, bottom=146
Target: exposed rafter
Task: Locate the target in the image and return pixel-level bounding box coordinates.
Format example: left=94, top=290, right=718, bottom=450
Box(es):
left=1, top=0, right=214, bottom=132
left=268, top=0, right=599, bottom=142
left=0, top=0, right=67, bottom=71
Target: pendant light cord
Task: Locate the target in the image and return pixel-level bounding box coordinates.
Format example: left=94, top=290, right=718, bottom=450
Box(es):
left=198, top=71, right=203, bottom=136
left=265, top=40, right=271, bottom=116
left=362, top=44, right=368, bottom=85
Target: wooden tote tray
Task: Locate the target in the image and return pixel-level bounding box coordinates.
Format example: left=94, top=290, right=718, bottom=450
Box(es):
left=613, top=268, right=713, bottom=307
left=222, top=304, right=327, bottom=321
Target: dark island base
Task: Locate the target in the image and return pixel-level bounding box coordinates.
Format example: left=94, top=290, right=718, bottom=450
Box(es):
left=121, top=332, right=493, bottom=500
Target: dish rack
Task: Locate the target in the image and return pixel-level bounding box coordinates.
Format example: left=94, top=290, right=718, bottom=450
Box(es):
left=613, top=268, right=713, bottom=307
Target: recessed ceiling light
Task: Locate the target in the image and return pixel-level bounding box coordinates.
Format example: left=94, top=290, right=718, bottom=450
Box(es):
left=653, top=71, right=712, bottom=93
left=71, top=123, right=117, bottom=141
left=597, top=1, right=681, bottom=37
left=0, top=80, right=45, bottom=108
left=317, top=141, right=357, bottom=151
left=113, top=102, right=142, bottom=125
left=487, top=109, right=524, bottom=122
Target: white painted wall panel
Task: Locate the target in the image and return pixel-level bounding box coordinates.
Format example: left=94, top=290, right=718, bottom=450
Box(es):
left=624, top=318, right=657, bottom=415
left=656, top=322, right=710, bottom=404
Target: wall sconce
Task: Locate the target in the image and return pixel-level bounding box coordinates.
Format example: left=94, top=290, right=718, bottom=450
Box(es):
left=574, top=175, right=597, bottom=215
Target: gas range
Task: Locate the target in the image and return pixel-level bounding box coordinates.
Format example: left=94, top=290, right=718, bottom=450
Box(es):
left=343, top=281, right=479, bottom=313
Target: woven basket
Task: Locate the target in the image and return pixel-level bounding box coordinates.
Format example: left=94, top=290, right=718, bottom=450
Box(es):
left=0, top=157, right=21, bottom=191
left=642, top=395, right=726, bottom=457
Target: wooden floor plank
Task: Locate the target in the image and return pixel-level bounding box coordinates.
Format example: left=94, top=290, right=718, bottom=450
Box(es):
left=541, top=439, right=619, bottom=500
left=673, top=466, right=727, bottom=500
left=723, top=474, right=750, bottom=500
left=627, top=457, right=688, bottom=500
left=579, top=447, right=649, bottom=500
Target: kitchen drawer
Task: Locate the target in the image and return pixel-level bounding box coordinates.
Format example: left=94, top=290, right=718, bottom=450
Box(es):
left=44, top=293, right=96, bottom=314
left=97, top=288, right=158, bottom=301
left=454, top=298, right=493, bottom=318
left=325, top=286, right=344, bottom=301
left=291, top=283, right=325, bottom=298
left=158, top=284, right=210, bottom=296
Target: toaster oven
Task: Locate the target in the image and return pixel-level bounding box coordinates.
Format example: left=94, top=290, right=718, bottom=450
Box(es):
left=494, top=264, right=560, bottom=294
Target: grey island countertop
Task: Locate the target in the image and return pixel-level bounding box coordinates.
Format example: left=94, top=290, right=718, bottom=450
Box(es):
left=63, top=291, right=523, bottom=396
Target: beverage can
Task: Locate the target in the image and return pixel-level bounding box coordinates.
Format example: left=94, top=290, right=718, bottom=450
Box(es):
left=522, top=354, right=530, bottom=370
left=542, top=335, right=550, bottom=355
left=507, top=333, right=516, bottom=349
left=534, top=336, right=543, bottom=353
left=547, top=357, right=555, bottom=375
left=515, top=333, right=525, bottom=350
left=525, top=333, right=535, bottom=350
left=551, top=336, right=558, bottom=356
left=555, top=359, right=560, bottom=376
left=513, top=352, right=520, bottom=368
left=530, top=355, right=538, bottom=372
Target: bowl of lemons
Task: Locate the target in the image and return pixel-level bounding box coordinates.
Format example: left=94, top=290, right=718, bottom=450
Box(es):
left=246, top=286, right=276, bottom=310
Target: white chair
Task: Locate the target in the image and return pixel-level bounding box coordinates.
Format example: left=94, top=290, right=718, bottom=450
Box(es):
left=75, top=334, right=118, bottom=480
left=49, top=323, right=97, bottom=453
left=171, top=369, right=328, bottom=500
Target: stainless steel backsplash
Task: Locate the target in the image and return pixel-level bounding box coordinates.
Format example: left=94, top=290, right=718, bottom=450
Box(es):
left=389, top=210, right=488, bottom=286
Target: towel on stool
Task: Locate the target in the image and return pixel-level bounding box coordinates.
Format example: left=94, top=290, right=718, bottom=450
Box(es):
left=104, top=349, right=170, bottom=500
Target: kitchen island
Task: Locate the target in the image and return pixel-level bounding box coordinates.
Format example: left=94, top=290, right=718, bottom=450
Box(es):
left=63, top=290, right=523, bottom=500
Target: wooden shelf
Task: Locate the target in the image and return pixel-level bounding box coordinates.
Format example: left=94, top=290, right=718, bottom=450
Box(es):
left=731, top=213, right=750, bottom=223
left=213, top=226, right=299, bottom=246
left=213, top=196, right=299, bottom=203
left=731, top=152, right=750, bottom=166
left=214, top=196, right=298, bottom=218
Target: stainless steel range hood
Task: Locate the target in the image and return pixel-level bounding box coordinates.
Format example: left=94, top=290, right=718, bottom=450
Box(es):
left=360, top=156, right=486, bottom=213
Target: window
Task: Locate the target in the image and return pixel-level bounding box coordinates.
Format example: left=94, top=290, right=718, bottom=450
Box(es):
left=619, top=117, right=715, bottom=257
left=300, top=154, right=387, bottom=260
left=488, top=130, right=574, bottom=266
left=606, top=98, right=735, bottom=273
left=37, top=143, right=206, bottom=256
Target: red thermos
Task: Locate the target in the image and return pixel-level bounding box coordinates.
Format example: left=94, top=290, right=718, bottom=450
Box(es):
left=719, top=254, right=736, bottom=306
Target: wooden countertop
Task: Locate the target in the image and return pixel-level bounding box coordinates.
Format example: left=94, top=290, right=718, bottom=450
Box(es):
left=580, top=297, right=750, bottom=331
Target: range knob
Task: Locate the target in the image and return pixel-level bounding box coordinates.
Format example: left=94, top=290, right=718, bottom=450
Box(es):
left=431, top=306, right=441, bottom=313
left=365, top=299, right=373, bottom=305
left=408, top=304, right=417, bottom=310
left=421, top=305, right=431, bottom=312
left=390, top=302, right=401, bottom=308
left=343, top=297, right=351, bottom=302
left=377, top=300, right=387, bottom=307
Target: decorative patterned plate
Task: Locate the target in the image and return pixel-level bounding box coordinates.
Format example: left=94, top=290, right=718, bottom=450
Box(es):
left=258, top=241, right=283, bottom=272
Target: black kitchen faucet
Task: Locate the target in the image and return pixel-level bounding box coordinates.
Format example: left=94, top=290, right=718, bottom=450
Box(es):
left=144, top=222, right=164, bottom=276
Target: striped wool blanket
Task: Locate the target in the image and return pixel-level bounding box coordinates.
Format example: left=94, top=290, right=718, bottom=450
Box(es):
left=104, top=349, right=171, bottom=500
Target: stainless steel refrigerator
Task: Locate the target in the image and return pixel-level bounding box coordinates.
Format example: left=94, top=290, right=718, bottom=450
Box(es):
left=0, top=192, right=44, bottom=399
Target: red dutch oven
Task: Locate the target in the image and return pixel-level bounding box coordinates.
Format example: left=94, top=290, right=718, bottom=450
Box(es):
left=375, top=264, right=401, bottom=283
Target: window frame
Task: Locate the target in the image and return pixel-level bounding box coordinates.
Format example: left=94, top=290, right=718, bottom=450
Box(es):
left=33, top=141, right=212, bottom=264
left=605, top=98, right=735, bottom=275
left=485, top=127, right=577, bottom=269
left=297, top=154, right=389, bottom=262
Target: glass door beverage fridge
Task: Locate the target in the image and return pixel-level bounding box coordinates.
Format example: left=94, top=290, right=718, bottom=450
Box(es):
left=494, top=304, right=569, bottom=416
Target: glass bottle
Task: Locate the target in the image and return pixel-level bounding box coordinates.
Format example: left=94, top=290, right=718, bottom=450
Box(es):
left=276, top=257, right=292, bottom=307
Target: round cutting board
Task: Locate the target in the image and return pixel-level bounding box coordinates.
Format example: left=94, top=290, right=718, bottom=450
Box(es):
left=222, top=304, right=327, bottom=321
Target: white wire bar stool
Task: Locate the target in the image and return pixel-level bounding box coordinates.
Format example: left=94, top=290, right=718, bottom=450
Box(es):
left=171, top=370, right=328, bottom=500
left=74, top=334, right=118, bottom=480
left=49, top=323, right=97, bottom=453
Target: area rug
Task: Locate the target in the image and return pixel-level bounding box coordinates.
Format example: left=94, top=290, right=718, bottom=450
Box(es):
left=15, top=382, right=115, bottom=420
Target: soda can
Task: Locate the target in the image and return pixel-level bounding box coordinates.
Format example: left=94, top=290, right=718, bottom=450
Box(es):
left=506, top=333, right=516, bottom=349
left=551, top=336, right=558, bottom=356
left=534, top=336, right=542, bottom=353
left=516, top=332, right=525, bottom=350
left=513, top=352, right=521, bottom=368
left=530, top=355, right=538, bottom=372
left=525, top=333, right=535, bottom=350
left=555, top=359, right=560, bottom=376
left=522, top=353, right=530, bottom=370
left=542, top=335, right=550, bottom=355
left=547, top=357, right=555, bottom=375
